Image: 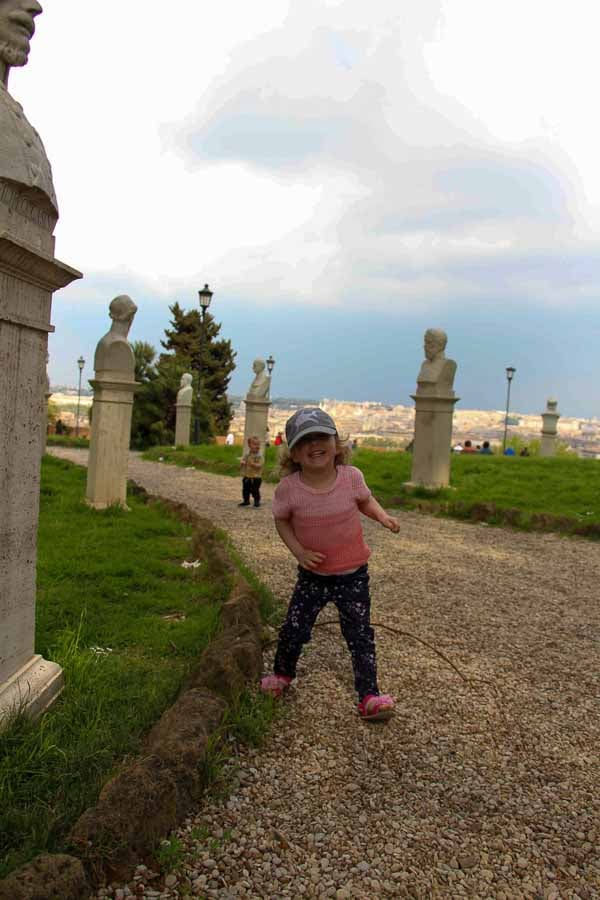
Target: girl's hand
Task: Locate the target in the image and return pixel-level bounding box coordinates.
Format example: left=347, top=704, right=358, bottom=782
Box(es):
left=380, top=514, right=400, bottom=533
left=296, top=548, right=326, bottom=570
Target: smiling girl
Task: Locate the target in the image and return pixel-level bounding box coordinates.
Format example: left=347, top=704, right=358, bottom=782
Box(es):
left=260, top=408, right=399, bottom=721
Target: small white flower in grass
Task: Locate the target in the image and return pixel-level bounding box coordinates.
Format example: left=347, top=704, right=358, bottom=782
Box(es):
left=89, top=646, right=114, bottom=656
left=181, top=559, right=201, bottom=569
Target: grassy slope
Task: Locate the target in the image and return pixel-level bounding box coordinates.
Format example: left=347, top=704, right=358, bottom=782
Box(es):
left=0, top=457, right=228, bottom=878
left=143, top=444, right=600, bottom=525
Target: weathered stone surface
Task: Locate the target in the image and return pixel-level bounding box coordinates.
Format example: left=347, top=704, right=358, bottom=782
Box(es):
left=0, top=0, right=81, bottom=726
left=0, top=853, right=89, bottom=900
left=175, top=372, right=193, bottom=445
left=86, top=296, right=139, bottom=510
left=406, top=328, right=459, bottom=490
left=540, top=397, right=560, bottom=457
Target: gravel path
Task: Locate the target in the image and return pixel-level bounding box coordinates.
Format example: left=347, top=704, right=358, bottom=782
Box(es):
left=50, top=449, right=600, bottom=899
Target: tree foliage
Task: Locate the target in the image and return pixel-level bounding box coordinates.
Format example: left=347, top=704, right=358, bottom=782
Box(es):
left=161, top=302, right=236, bottom=437
left=130, top=304, right=236, bottom=449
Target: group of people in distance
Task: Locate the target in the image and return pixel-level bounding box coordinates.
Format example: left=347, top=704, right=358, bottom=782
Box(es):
left=452, top=439, right=493, bottom=454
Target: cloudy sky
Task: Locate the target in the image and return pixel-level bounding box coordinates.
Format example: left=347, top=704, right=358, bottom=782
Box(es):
left=13, top=0, right=600, bottom=415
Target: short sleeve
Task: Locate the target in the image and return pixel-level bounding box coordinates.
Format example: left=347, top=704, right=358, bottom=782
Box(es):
left=272, top=477, right=292, bottom=520
left=349, top=466, right=371, bottom=503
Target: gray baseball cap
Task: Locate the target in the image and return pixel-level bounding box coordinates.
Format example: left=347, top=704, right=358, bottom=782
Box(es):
left=285, top=408, right=337, bottom=450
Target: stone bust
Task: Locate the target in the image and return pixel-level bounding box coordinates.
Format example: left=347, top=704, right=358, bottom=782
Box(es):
left=94, top=295, right=138, bottom=381
left=0, top=0, right=58, bottom=217
left=416, top=328, right=457, bottom=396
left=177, top=372, right=193, bottom=406
left=246, top=358, right=271, bottom=401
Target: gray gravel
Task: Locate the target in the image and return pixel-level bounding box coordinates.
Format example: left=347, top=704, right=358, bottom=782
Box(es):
left=50, top=449, right=600, bottom=898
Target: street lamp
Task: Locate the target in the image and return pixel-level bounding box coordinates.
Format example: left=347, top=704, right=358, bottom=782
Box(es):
left=266, top=354, right=275, bottom=375
left=502, top=366, right=516, bottom=453
left=76, top=356, right=85, bottom=438
left=193, top=284, right=213, bottom=444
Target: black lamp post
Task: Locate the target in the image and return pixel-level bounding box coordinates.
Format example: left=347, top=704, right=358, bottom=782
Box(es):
left=193, top=284, right=213, bottom=444
left=502, top=366, right=516, bottom=453
left=76, top=356, right=85, bottom=437
left=266, top=354, right=275, bottom=376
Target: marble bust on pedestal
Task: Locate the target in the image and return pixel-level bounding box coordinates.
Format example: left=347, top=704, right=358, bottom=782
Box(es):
left=94, top=295, right=137, bottom=381
left=0, top=0, right=57, bottom=219
left=246, top=358, right=271, bottom=401
left=405, top=328, right=459, bottom=490
left=416, top=329, right=457, bottom=396
left=86, top=296, right=140, bottom=509
left=177, top=373, right=193, bottom=405
left=1, top=0, right=82, bottom=727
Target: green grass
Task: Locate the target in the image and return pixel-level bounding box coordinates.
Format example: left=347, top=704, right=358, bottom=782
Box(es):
left=143, top=443, right=600, bottom=531
left=46, top=434, right=90, bottom=448
left=143, top=443, right=281, bottom=481
left=0, top=456, right=230, bottom=879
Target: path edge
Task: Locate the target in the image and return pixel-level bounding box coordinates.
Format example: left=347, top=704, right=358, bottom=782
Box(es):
left=0, top=481, right=265, bottom=900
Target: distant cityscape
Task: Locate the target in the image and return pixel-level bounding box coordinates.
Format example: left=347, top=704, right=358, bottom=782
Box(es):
left=50, top=387, right=600, bottom=458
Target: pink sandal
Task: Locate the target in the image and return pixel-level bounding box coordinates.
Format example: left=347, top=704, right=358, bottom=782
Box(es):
left=260, top=674, right=292, bottom=698
left=357, top=694, right=395, bottom=721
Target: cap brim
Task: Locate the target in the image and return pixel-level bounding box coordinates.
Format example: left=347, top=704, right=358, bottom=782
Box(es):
left=288, top=425, right=337, bottom=450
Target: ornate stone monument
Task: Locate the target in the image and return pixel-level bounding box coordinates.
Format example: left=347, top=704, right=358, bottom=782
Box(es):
left=175, top=372, right=193, bottom=445
left=540, top=398, right=560, bottom=457
left=243, top=359, right=271, bottom=453
left=0, top=1, right=82, bottom=724
left=86, top=296, right=139, bottom=509
left=404, top=328, right=459, bottom=490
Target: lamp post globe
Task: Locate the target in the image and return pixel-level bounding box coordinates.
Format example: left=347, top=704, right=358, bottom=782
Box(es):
left=76, top=356, right=85, bottom=438
left=502, top=366, right=516, bottom=453
left=266, top=354, right=275, bottom=375
left=198, top=283, right=213, bottom=313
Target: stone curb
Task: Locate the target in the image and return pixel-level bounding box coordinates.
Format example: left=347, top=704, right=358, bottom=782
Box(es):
left=0, top=486, right=264, bottom=900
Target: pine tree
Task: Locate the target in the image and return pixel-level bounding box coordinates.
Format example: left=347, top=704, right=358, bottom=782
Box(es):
left=161, top=302, right=236, bottom=438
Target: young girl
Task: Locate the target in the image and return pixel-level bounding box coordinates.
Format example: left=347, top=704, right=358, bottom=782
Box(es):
left=261, top=408, right=399, bottom=720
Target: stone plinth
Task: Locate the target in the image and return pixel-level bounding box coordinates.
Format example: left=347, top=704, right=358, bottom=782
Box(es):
left=540, top=398, right=560, bottom=458
left=0, top=190, right=81, bottom=727
left=175, top=402, right=192, bottom=446
left=404, top=392, right=460, bottom=490
left=86, top=378, right=139, bottom=509
left=243, top=398, right=271, bottom=454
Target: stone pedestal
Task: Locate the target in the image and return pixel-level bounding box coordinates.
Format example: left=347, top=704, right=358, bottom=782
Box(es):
left=540, top=398, right=560, bottom=458
left=175, top=401, right=192, bottom=446
left=243, top=398, right=271, bottom=454
left=86, top=378, right=139, bottom=509
left=404, top=392, right=460, bottom=490
left=0, top=189, right=81, bottom=726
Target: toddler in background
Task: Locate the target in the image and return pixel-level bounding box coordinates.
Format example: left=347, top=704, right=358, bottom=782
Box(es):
left=239, top=435, right=263, bottom=508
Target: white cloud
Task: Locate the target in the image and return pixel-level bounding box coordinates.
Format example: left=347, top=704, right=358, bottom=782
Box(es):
left=9, top=0, right=600, bottom=315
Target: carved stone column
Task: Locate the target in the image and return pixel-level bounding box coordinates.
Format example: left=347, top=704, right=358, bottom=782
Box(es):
left=175, top=399, right=192, bottom=446
left=0, top=189, right=81, bottom=725
left=405, top=392, right=460, bottom=490
left=86, top=378, right=140, bottom=510
left=540, top=398, right=560, bottom=458
left=243, top=398, right=271, bottom=455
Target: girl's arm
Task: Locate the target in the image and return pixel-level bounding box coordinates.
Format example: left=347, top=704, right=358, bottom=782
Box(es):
left=275, top=519, right=326, bottom=569
left=358, top=495, right=400, bottom=533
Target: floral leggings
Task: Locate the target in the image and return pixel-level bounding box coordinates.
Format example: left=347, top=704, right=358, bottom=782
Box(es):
left=273, top=564, right=379, bottom=701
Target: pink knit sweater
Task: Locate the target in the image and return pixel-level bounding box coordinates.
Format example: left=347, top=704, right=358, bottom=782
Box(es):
left=272, top=465, right=372, bottom=574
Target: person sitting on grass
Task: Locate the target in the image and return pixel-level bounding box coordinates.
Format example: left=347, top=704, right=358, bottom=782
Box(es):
left=239, top=435, right=263, bottom=508
left=260, top=407, right=399, bottom=721
left=479, top=441, right=493, bottom=455
left=463, top=440, right=476, bottom=453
